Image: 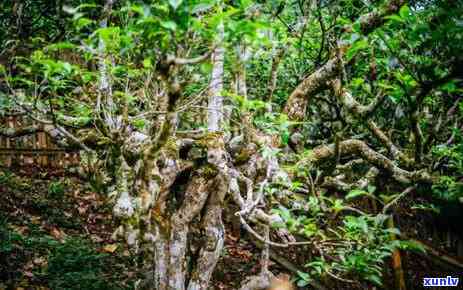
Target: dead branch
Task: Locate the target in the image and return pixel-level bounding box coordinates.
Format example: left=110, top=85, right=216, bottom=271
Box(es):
left=367, top=120, right=407, bottom=162
left=382, top=186, right=415, bottom=214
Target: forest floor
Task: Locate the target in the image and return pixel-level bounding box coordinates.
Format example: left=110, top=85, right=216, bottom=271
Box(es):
left=0, top=166, right=282, bottom=290
left=1, top=166, right=462, bottom=290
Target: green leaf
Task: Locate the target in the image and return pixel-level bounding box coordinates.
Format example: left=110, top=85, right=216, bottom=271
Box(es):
left=96, top=27, right=120, bottom=45
left=143, top=58, right=152, bottom=68
left=296, top=270, right=311, bottom=281
left=411, top=204, right=440, bottom=214
left=191, top=2, right=213, bottom=14
left=399, top=5, right=410, bottom=19
left=367, top=185, right=376, bottom=194
left=385, top=14, right=405, bottom=24
left=161, top=21, right=177, bottom=31
left=352, top=22, right=361, bottom=33
left=373, top=214, right=389, bottom=226
left=76, top=18, right=94, bottom=30
left=81, top=72, right=94, bottom=83
left=132, top=119, right=146, bottom=130
left=384, top=228, right=401, bottom=236
left=345, top=189, right=369, bottom=200
left=76, top=3, right=99, bottom=11
left=270, top=222, right=286, bottom=229
left=302, top=223, right=318, bottom=238
left=366, top=274, right=383, bottom=286
left=62, top=5, right=78, bottom=14
left=62, top=62, right=72, bottom=74
left=281, top=131, right=290, bottom=145
left=398, top=240, right=426, bottom=253
left=333, top=199, right=344, bottom=213
left=380, top=193, right=398, bottom=203
left=130, top=4, right=145, bottom=15
left=346, top=39, right=368, bottom=61
left=46, top=42, right=76, bottom=51
left=441, top=81, right=457, bottom=93
left=297, top=279, right=310, bottom=287
left=169, top=0, right=183, bottom=10
left=278, top=206, right=291, bottom=221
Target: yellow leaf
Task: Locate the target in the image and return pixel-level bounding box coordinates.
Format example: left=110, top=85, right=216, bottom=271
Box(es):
left=30, top=216, right=41, bottom=224
left=103, top=244, right=118, bottom=253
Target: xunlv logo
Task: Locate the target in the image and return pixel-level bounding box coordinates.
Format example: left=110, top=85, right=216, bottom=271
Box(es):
left=423, top=276, right=459, bottom=287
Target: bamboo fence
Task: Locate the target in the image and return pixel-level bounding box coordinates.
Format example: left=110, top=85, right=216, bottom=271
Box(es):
left=0, top=116, right=80, bottom=168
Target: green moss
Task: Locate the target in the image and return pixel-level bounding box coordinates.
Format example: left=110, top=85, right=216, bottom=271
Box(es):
left=235, top=150, right=251, bottom=164
left=201, top=164, right=219, bottom=178
left=197, top=132, right=224, bottom=149
left=46, top=238, right=121, bottom=290
left=164, top=137, right=179, bottom=158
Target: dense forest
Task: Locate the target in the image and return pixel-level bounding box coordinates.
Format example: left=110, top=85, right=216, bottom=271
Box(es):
left=1, top=0, right=462, bottom=289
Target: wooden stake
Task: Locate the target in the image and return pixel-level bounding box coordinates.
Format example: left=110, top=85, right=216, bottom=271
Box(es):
left=388, top=216, right=406, bottom=290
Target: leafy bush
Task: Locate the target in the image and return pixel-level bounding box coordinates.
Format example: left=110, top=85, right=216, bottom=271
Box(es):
left=0, top=215, right=26, bottom=284
left=48, top=181, right=66, bottom=199
left=432, top=176, right=463, bottom=202
left=45, top=238, right=118, bottom=290
left=0, top=219, right=121, bottom=290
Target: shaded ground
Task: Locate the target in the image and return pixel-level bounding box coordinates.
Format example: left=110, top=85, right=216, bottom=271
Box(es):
left=1, top=166, right=462, bottom=290
left=0, top=166, right=134, bottom=290
left=0, top=166, right=285, bottom=290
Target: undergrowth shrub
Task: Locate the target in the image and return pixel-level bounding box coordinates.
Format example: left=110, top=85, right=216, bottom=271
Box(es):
left=46, top=238, right=120, bottom=290
left=0, top=215, right=26, bottom=285
left=0, top=218, right=124, bottom=289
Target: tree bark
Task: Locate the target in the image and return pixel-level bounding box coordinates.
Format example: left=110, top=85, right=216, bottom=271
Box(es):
left=305, top=139, right=431, bottom=184
left=207, top=22, right=225, bottom=132
left=283, top=57, right=340, bottom=121
left=283, top=0, right=407, bottom=121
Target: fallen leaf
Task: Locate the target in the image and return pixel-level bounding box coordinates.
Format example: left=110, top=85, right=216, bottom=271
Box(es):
left=226, top=234, right=238, bottom=242
left=82, top=192, right=97, bottom=201
left=11, top=225, right=28, bottom=235
left=90, top=234, right=104, bottom=243
left=33, top=257, right=46, bottom=266
left=78, top=205, right=87, bottom=214
left=103, top=244, right=118, bottom=253
left=50, top=227, right=65, bottom=240
left=24, top=271, right=34, bottom=278
left=30, top=216, right=41, bottom=224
